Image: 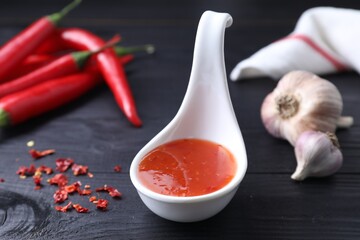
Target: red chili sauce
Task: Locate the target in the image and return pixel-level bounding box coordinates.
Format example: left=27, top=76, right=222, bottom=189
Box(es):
left=138, top=138, right=236, bottom=197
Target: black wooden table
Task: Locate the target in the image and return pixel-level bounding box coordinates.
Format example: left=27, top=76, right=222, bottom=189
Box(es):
left=0, top=0, right=359, bottom=239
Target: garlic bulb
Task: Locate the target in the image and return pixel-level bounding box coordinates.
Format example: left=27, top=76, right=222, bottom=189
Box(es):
left=291, top=131, right=343, bottom=181
left=261, top=70, right=353, bottom=145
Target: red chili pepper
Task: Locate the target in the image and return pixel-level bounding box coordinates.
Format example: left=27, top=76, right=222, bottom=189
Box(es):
left=36, top=32, right=154, bottom=56
left=0, top=71, right=101, bottom=127
left=58, top=28, right=143, bottom=127
left=9, top=45, right=146, bottom=82
left=2, top=55, right=59, bottom=82
left=0, top=35, right=119, bottom=99
left=8, top=53, right=132, bottom=82
left=119, top=54, right=135, bottom=65
left=35, top=33, right=70, bottom=54
left=0, top=0, right=81, bottom=81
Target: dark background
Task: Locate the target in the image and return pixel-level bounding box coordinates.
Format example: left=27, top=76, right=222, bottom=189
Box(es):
left=0, top=0, right=359, bottom=239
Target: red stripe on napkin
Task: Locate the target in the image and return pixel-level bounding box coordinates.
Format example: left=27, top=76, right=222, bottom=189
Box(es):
left=279, top=34, right=347, bottom=71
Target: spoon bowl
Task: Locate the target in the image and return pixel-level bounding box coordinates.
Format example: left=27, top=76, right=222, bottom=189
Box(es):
left=130, top=10, right=247, bottom=222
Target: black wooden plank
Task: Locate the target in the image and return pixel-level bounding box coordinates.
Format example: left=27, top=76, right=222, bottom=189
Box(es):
left=0, top=0, right=359, bottom=239
left=2, top=173, right=360, bottom=239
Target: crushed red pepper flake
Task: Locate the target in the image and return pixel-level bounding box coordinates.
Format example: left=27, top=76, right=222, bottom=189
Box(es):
left=54, top=188, right=68, bottom=203
left=78, top=189, right=92, bottom=196
left=63, top=181, right=91, bottom=196
left=72, top=164, right=88, bottom=176
left=29, top=148, right=55, bottom=159
left=72, top=203, right=89, bottom=213
left=37, top=165, right=53, bottom=175
left=48, top=173, right=68, bottom=187
left=64, top=181, right=81, bottom=194
left=33, top=175, right=42, bottom=186
left=16, top=164, right=36, bottom=176
left=55, top=158, right=74, bottom=172
left=0, top=178, right=4, bottom=183
left=114, top=165, right=122, bottom=173
left=96, top=199, right=108, bottom=210
left=89, top=196, right=97, bottom=202
left=55, top=201, right=72, bottom=212
left=96, top=185, right=122, bottom=198
left=15, top=146, right=124, bottom=214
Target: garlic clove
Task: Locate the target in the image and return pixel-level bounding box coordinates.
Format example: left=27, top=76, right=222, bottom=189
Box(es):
left=261, top=70, right=352, bottom=146
left=291, top=131, right=343, bottom=181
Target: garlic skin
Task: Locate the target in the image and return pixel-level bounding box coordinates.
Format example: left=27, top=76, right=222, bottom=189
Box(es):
left=261, top=70, right=351, bottom=146
left=291, top=131, right=343, bottom=181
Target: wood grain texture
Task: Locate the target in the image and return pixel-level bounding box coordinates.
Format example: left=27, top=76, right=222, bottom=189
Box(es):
left=0, top=0, right=359, bottom=239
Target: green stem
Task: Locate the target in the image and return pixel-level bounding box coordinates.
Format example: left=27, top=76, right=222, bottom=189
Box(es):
left=71, top=51, right=92, bottom=69
left=72, top=35, right=121, bottom=69
left=114, top=44, right=155, bottom=56
left=0, top=109, right=10, bottom=127
left=47, top=0, right=82, bottom=25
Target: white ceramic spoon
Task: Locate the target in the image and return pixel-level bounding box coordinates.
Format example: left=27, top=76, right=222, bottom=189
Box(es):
left=130, top=10, right=247, bottom=222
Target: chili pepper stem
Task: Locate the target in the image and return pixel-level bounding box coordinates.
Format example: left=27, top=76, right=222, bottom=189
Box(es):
left=115, top=44, right=155, bottom=56
left=47, top=0, right=82, bottom=25
left=0, top=109, right=10, bottom=127
left=71, top=35, right=121, bottom=69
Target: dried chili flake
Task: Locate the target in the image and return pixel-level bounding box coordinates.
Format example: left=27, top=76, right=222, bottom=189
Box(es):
left=0, top=178, right=4, bottom=183
left=87, top=172, right=94, bottom=178
left=72, top=164, right=88, bottom=176
left=72, top=203, right=89, bottom=213
left=55, top=158, right=74, bottom=172
left=89, top=196, right=97, bottom=202
left=33, top=175, right=42, bottom=186
left=78, top=188, right=92, bottom=196
left=96, top=185, right=122, bottom=198
left=96, top=199, right=108, bottom=210
left=114, top=165, right=122, bottom=172
left=108, top=188, right=122, bottom=198
left=29, top=149, right=55, bottom=159
left=55, top=201, right=72, bottom=212
left=16, top=164, right=36, bottom=176
left=48, top=173, right=68, bottom=187
left=64, top=181, right=81, bottom=194
left=84, top=184, right=91, bottom=189
left=37, top=165, right=53, bottom=175
left=54, top=188, right=68, bottom=203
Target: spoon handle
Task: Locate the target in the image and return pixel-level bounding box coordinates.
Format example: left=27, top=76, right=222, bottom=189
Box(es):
left=175, top=11, right=235, bottom=137
left=188, top=11, right=233, bottom=91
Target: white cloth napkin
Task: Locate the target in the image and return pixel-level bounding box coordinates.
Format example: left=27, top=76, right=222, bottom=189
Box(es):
left=230, top=7, right=360, bottom=81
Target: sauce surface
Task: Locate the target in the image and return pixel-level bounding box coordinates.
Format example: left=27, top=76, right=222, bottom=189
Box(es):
left=138, top=138, right=236, bottom=197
